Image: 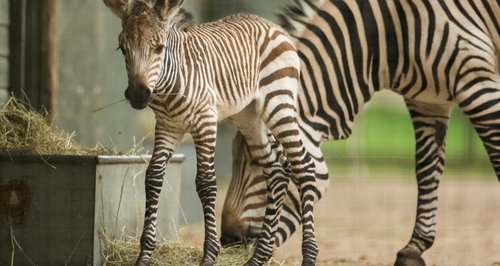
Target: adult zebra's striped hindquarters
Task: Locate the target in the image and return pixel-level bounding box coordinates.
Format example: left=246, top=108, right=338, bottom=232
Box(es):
left=103, top=0, right=317, bottom=265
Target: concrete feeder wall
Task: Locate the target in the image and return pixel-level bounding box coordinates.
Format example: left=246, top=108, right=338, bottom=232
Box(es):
left=0, top=153, right=184, bottom=265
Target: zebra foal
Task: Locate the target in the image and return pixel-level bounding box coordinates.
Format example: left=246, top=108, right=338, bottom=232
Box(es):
left=103, top=0, right=317, bottom=265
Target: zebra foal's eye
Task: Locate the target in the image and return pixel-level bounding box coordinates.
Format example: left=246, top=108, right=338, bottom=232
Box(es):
left=154, top=45, right=166, bottom=54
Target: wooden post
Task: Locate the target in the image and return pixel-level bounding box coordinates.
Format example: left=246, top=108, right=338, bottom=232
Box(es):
left=40, top=0, right=57, bottom=123
left=8, top=0, right=57, bottom=122
left=8, top=0, right=26, bottom=96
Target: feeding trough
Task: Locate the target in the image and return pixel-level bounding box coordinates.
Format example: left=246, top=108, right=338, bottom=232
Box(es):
left=0, top=153, right=184, bottom=265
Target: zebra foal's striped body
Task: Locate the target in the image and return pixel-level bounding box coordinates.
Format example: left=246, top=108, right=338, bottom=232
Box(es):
left=104, top=0, right=318, bottom=265
left=222, top=0, right=500, bottom=265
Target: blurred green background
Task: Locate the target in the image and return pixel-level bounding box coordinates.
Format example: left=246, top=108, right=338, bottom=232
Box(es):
left=320, top=91, right=492, bottom=179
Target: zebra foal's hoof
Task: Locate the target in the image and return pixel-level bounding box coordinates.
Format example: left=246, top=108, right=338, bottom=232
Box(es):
left=301, top=260, right=316, bottom=266
left=243, top=259, right=261, bottom=266
left=135, top=259, right=150, bottom=266
left=199, top=257, right=216, bottom=266
left=394, top=250, right=426, bottom=266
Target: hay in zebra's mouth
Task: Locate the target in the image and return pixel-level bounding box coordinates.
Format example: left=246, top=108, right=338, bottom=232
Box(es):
left=100, top=231, right=282, bottom=266
left=0, top=97, right=142, bottom=156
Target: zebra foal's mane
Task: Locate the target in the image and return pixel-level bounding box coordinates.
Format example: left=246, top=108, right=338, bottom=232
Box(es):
left=128, top=0, right=193, bottom=30
left=168, top=8, right=193, bottom=29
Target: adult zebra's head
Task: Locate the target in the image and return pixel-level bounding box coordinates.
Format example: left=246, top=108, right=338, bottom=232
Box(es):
left=103, top=0, right=184, bottom=110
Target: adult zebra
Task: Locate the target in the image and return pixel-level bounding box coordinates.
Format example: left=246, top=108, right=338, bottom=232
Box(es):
left=103, top=0, right=318, bottom=265
left=221, top=0, right=500, bottom=265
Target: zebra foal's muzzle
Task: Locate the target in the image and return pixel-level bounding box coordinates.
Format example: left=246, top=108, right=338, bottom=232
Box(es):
left=124, top=84, right=152, bottom=110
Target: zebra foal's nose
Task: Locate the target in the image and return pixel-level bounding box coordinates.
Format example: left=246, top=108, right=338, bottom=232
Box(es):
left=125, top=85, right=152, bottom=110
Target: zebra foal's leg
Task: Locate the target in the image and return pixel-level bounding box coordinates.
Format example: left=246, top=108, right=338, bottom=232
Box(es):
left=274, top=126, right=317, bottom=266
left=230, top=107, right=290, bottom=266
left=136, top=124, right=184, bottom=266
left=247, top=144, right=290, bottom=265
left=395, top=100, right=451, bottom=266
left=261, top=98, right=317, bottom=266
left=221, top=127, right=330, bottom=248
left=191, top=119, right=221, bottom=266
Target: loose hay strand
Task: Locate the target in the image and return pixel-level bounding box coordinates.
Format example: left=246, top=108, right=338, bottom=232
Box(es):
left=91, top=98, right=127, bottom=113
left=10, top=227, right=36, bottom=266
left=65, top=232, right=87, bottom=266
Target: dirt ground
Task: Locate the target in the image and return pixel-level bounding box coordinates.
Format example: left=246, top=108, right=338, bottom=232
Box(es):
left=179, top=174, right=500, bottom=266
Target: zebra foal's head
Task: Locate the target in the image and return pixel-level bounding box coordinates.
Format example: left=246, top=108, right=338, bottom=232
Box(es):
left=104, top=0, right=184, bottom=110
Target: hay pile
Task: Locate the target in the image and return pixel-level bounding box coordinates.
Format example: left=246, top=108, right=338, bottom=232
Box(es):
left=100, top=232, right=282, bottom=266
left=0, top=97, right=139, bottom=155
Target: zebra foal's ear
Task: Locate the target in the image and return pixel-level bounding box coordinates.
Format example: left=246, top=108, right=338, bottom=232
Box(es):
left=154, top=0, right=184, bottom=21
left=103, top=0, right=130, bottom=19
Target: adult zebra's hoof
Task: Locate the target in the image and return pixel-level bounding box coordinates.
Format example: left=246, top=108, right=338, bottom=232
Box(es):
left=394, top=250, right=426, bottom=266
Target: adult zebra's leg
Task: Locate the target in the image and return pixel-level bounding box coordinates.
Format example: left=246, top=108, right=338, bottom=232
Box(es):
left=191, top=119, right=221, bottom=266
left=395, top=100, right=452, bottom=266
left=136, top=124, right=184, bottom=266
left=456, top=73, right=500, bottom=182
